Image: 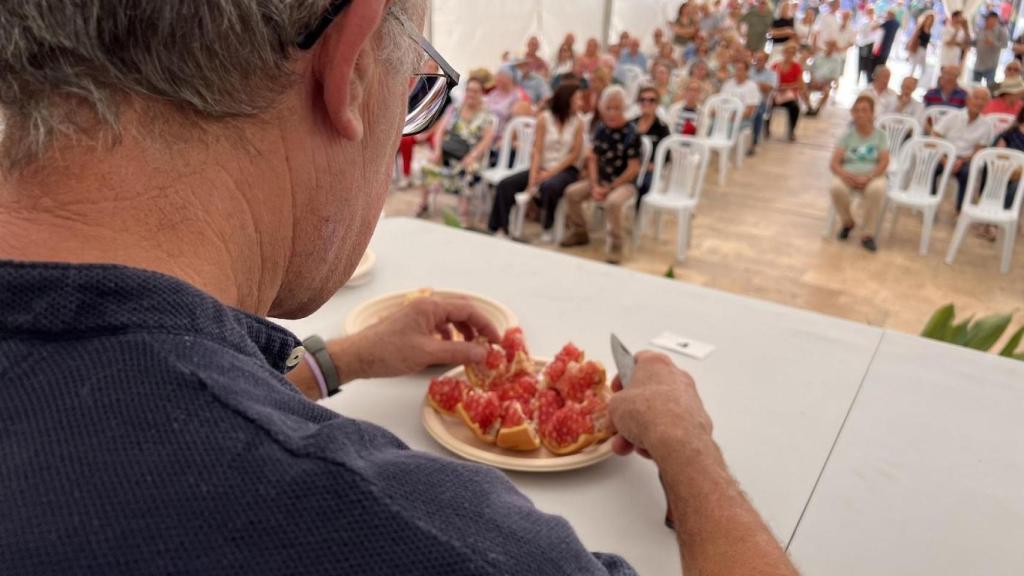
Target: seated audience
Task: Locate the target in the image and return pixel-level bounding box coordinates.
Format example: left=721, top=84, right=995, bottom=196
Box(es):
left=770, top=44, right=804, bottom=142
left=419, top=78, right=496, bottom=217
left=634, top=86, right=672, bottom=200
left=829, top=95, right=890, bottom=253
left=804, top=40, right=844, bottom=116
left=577, top=38, right=602, bottom=78
left=671, top=2, right=701, bottom=47
left=710, top=45, right=734, bottom=83
left=647, top=27, right=667, bottom=61
left=486, top=65, right=527, bottom=137
left=523, top=35, right=550, bottom=79
left=988, top=106, right=1024, bottom=239
left=858, top=66, right=897, bottom=116
left=651, top=62, right=676, bottom=108
left=618, top=38, right=649, bottom=72
left=892, top=76, right=925, bottom=119
left=932, top=87, right=994, bottom=212
left=983, top=77, right=1024, bottom=116
left=488, top=83, right=584, bottom=240
left=685, top=35, right=713, bottom=64
left=924, top=66, right=968, bottom=108
left=670, top=79, right=707, bottom=135
left=750, top=51, right=779, bottom=153
left=516, top=59, right=552, bottom=105
left=562, top=86, right=641, bottom=265
left=720, top=60, right=761, bottom=128
left=687, top=59, right=718, bottom=100
left=654, top=41, right=680, bottom=72
left=551, top=42, right=576, bottom=82
left=998, top=59, right=1023, bottom=88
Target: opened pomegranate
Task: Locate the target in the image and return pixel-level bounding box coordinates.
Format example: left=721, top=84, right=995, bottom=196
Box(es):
left=540, top=402, right=596, bottom=455
left=553, top=360, right=606, bottom=403
left=494, top=373, right=539, bottom=406
left=427, top=376, right=469, bottom=416
left=456, top=389, right=503, bottom=443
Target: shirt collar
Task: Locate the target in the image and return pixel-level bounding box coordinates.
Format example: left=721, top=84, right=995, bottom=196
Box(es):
left=0, top=260, right=303, bottom=373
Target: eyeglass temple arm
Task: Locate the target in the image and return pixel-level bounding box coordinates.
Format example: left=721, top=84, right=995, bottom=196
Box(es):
left=391, top=7, right=460, bottom=86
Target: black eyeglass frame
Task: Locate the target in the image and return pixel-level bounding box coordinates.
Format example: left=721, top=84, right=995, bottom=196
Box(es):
left=296, top=0, right=461, bottom=136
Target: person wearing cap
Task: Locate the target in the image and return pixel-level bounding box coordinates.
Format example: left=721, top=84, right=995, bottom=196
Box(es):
left=984, top=77, right=1024, bottom=116
left=973, top=13, right=1008, bottom=87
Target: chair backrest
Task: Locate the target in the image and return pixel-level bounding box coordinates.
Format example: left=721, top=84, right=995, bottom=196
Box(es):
left=650, top=135, right=710, bottom=203
left=985, top=112, right=1016, bottom=136
left=963, top=147, right=1024, bottom=218
left=494, top=116, right=536, bottom=172
left=893, top=137, right=957, bottom=200
left=923, top=105, right=958, bottom=133
left=876, top=114, right=921, bottom=163
left=637, top=135, right=655, bottom=186
left=699, top=95, right=743, bottom=144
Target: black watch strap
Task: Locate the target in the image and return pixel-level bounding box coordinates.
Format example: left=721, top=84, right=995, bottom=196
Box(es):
left=302, top=335, right=342, bottom=396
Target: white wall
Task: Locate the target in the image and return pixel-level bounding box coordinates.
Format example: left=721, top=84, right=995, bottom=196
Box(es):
left=430, top=0, right=678, bottom=79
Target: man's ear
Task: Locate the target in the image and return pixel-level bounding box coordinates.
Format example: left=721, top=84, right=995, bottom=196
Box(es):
left=313, top=0, right=388, bottom=141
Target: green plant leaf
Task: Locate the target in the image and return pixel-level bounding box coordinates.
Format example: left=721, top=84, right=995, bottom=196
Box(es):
left=1015, top=353, right=1024, bottom=362
left=963, top=313, right=1012, bottom=351
left=664, top=266, right=676, bottom=279
left=441, top=209, right=462, bottom=229
left=949, top=316, right=973, bottom=346
left=921, top=303, right=956, bottom=340
left=1000, top=326, right=1024, bottom=357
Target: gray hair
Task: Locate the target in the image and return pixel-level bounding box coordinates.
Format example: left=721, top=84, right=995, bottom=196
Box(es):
left=0, top=0, right=422, bottom=173
left=599, top=85, right=628, bottom=111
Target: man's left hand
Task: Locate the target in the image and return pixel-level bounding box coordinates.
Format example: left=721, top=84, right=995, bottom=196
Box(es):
left=327, top=297, right=501, bottom=384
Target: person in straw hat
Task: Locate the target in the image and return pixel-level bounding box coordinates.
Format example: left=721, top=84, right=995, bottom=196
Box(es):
left=983, top=76, right=1024, bottom=116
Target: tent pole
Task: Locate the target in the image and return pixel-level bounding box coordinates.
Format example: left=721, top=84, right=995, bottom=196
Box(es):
left=602, top=0, right=613, bottom=48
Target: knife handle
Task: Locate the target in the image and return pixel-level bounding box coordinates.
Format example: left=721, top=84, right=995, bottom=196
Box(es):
left=659, top=473, right=675, bottom=531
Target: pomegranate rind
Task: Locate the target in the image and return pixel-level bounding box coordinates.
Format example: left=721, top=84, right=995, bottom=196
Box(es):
left=496, top=402, right=541, bottom=451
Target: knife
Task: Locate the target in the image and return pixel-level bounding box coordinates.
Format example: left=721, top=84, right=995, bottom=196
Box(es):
left=609, top=333, right=675, bottom=531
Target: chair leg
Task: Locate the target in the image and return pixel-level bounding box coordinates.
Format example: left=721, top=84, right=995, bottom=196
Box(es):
left=654, top=211, right=663, bottom=241
left=718, top=151, right=727, bottom=187
left=823, top=204, right=837, bottom=238
left=890, top=204, right=900, bottom=239
left=633, top=204, right=644, bottom=246
left=920, top=206, right=936, bottom=256
left=1001, top=222, right=1017, bottom=274
left=676, top=210, right=692, bottom=263
left=554, top=199, right=567, bottom=245
left=945, top=215, right=971, bottom=266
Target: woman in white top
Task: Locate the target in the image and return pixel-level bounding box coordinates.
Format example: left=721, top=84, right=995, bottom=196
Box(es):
left=488, top=82, right=584, bottom=240
left=939, top=10, right=970, bottom=68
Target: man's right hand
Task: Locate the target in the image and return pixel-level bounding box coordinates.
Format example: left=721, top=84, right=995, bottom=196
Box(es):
left=608, top=351, right=712, bottom=461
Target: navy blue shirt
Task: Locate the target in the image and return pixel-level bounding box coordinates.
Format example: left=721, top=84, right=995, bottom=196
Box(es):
left=0, top=261, right=635, bottom=575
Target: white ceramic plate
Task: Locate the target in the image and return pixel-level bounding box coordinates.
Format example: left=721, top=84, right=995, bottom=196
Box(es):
left=421, top=359, right=614, bottom=473
left=344, top=289, right=518, bottom=336
left=346, top=249, right=376, bottom=287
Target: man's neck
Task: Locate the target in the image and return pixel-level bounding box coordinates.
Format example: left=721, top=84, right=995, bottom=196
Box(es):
left=0, top=116, right=293, bottom=315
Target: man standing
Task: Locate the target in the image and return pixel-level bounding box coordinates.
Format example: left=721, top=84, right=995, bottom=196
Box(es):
left=0, top=0, right=799, bottom=574
left=741, top=0, right=775, bottom=53
left=815, top=0, right=842, bottom=49
left=750, top=51, right=779, bottom=153
left=933, top=88, right=995, bottom=211
left=857, top=6, right=880, bottom=83
left=859, top=65, right=898, bottom=115
left=873, top=10, right=902, bottom=69
left=561, top=86, right=640, bottom=264
left=973, top=12, right=1008, bottom=86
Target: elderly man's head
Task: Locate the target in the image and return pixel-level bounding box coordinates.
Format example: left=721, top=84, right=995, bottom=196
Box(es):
left=900, top=76, right=918, bottom=97
left=939, top=66, right=960, bottom=91
left=1006, top=60, right=1023, bottom=79
left=872, top=67, right=891, bottom=91
left=0, top=0, right=429, bottom=317
left=966, top=86, right=991, bottom=117
left=599, top=86, right=629, bottom=129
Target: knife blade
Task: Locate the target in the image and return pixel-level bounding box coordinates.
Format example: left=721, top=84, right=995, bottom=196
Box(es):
left=610, top=333, right=635, bottom=387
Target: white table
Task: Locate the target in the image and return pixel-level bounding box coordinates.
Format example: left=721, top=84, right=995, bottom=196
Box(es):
left=788, top=331, right=1024, bottom=575
left=276, top=218, right=884, bottom=575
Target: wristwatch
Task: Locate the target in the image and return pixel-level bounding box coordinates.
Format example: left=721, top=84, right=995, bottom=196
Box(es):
left=302, top=335, right=342, bottom=397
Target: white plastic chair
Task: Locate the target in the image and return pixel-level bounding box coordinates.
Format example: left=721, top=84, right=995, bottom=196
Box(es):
left=923, top=105, right=958, bottom=134
left=876, top=114, right=922, bottom=179
left=480, top=117, right=535, bottom=232
left=635, top=136, right=711, bottom=262
left=985, top=112, right=1016, bottom=136
left=696, top=95, right=743, bottom=187
left=879, top=137, right=956, bottom=255
left=945, top=147, right=1024, bottom=273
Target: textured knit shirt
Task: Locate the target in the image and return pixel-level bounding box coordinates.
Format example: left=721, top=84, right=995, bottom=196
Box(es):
left=0, top=261, right=636, bottom=575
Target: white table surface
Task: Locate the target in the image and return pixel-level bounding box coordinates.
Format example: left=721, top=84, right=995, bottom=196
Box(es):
left=788, top=331, right=1024, bottom=576
left=275, top=218, right=884, bottom=575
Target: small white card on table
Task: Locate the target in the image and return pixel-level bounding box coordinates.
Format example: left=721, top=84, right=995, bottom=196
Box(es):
left=651, top=331, right=715, bottom=360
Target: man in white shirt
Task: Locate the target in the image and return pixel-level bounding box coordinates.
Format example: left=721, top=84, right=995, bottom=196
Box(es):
left=933, top=87, right=994, bottom=211
left=805, top=40, right=845, bottom=115
left=856, top=6, right=879, bottom=84
left=720, top=60, right=761, bottom=124
left=859, top=66, right=898, bottom=115
left=836, top=10, right=857, bottom=51
left=892, top=76, right=924, bottom=120
left=814, top=0, right=841, bottom=49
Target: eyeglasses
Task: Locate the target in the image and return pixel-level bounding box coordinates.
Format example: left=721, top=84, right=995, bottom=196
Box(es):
left=297, top=0, right=461, bottom=136
left=639, top=97, right=658, bottom=104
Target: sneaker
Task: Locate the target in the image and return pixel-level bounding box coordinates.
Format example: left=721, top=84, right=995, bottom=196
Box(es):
left=539, top=231, right=554, bottom=244
left=861, top=237, right=878, bottom=252
left=559, top=229, right=590, bottom=248
left=746, top=146, right=756, bottom=157
left=787, top=133, right=797, bottom=142
left=838, top=224, right=855, bottom=241
left=493, top=230, right=508, bottom=240
left=606, top=242, right=624, bottom=265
